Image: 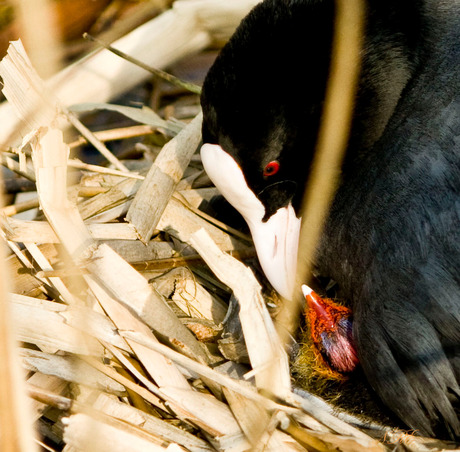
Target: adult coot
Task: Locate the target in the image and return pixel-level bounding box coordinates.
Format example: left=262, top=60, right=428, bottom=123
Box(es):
left=200, top=0, right=460, bottom=439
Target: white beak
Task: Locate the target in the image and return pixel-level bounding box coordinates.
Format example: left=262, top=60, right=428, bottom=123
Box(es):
left=201, top=144, right=301, bottom=299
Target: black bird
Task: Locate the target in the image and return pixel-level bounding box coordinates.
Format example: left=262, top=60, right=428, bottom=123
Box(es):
left=200, top=0, right=460, bottom=439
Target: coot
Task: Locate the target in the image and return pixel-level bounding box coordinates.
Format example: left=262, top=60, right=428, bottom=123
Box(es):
left=200, top=0, right=460, bottom=439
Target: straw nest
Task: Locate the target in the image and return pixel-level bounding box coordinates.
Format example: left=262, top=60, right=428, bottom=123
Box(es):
left=0, top=1, right=457, bottom=451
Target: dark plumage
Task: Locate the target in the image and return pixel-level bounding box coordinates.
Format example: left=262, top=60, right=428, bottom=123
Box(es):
left=200, top=0, right=460, bottom=440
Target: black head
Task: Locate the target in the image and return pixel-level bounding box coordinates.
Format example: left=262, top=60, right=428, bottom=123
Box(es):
left=201, top=0, right=335, bottom=219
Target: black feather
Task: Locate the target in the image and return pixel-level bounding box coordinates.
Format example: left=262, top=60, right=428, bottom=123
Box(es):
left=201, top=0, right=460, bottom=439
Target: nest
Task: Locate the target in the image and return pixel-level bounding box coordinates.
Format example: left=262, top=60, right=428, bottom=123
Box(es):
left=0, top=1, right=457, bottom=451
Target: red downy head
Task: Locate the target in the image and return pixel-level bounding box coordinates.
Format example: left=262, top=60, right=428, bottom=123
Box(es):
left=302, top=285, right=359, bottom=374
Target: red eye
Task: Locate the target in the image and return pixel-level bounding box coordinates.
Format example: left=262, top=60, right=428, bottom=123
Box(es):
left=263, top=160, right=280, bottom=177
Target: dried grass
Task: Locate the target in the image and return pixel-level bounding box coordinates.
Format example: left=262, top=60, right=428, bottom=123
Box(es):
left=0, top=1, right=456, bottom=451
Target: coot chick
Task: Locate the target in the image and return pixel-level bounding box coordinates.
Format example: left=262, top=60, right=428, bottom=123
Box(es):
left=200, top=0, right=460, bottom=440
left=301, top=284, right=358, bottom=374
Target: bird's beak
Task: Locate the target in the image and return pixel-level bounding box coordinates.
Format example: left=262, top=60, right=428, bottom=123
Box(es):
left=249, top=202, right=300, bottom=299
left=201, top=144, right=301, bottom=299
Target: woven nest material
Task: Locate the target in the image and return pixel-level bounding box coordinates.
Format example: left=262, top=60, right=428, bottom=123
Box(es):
left=0, top=1, right=457, bottom=451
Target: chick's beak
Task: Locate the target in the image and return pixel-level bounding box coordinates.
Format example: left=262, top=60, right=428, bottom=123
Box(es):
left=201, top=143, right=301, bottom=300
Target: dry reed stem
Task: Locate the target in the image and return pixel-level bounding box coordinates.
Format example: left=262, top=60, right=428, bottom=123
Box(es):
left=67, top=124, right=154, bottom=148
left=121, top=330, right=278, bottom=410
left=157, top=195, right=252, bottom=251
left=127, top=111, right=203, bottom=242
left=27, top=374, right=69, bottom=421
left=63, top=412, right=182, bottom=452
left=22, top=242, right=78, bottom=305
left=10, top=294, right=104, bottom=355
left=85, top=391, right=213, bottom=452
left=21, top=349, right=126, bottom=396
left=84, top=276, right=191, bottom=390
left=64, top=109, right=130, bottom=172
left=10, top=0, right=61, bottom=78
left=84, top=32, right=202, bottom=94
left=293, top=0, right=365, bottom=322
left=189, top=228, right=291, bottom=398
left=0, top=202, right=38, bottom=452
left=85, top=244, right=214, bottom=365
left=4, top=218, right=139, bottom=243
